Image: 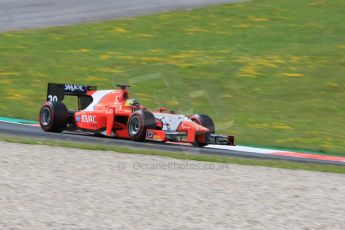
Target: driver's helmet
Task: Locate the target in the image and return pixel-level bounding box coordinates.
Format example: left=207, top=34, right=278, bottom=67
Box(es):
left=125, top=99, right=140, bottom=107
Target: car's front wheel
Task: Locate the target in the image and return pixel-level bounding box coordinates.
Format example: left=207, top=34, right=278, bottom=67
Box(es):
left=127, top=110, right=156, bottom=141
left=191, top=114, right=215, bottom=147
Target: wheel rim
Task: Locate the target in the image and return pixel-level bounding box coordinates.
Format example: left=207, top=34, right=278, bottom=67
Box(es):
left=129, top=116, right=141, bottom=136
left=41, top=107, right=51, bottom=126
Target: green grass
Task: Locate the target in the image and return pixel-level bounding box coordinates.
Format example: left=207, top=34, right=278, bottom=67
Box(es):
left=0, top=135, right=344, bottom=174
left=0, top=0, right=344, bottom=155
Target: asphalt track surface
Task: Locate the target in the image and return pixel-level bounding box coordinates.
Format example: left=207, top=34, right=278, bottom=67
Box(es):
left=1, top=122, right=344, bottom=165
left=0, top=0, right=243, bottom=32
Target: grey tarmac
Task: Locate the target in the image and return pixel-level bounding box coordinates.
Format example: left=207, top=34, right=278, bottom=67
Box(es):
left=0, top=0, right=243, bottom=32
left=1, top=122, right=344, bottom=165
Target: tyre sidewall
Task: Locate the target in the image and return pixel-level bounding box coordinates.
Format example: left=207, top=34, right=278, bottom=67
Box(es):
left=128, top=113, right=145, bottom=140
left=39, top=102, right=55, bottom=131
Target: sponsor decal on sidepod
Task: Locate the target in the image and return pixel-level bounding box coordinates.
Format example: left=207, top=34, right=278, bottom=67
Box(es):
left=80, top=115, right=97, bottom=124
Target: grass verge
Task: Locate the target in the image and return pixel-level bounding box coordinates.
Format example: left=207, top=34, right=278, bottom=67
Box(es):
left=0, top=0, right=344, bottom=154
left=0, top=135, right=344, bottom=174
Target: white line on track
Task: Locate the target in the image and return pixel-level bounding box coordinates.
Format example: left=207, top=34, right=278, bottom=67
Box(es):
left=207, top=145, right=278, bottom=154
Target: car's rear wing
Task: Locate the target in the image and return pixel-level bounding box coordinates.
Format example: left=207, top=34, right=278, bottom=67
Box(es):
left=46, top=83, right=97, bottom=110
left=46, top=83, right=97, bottom=102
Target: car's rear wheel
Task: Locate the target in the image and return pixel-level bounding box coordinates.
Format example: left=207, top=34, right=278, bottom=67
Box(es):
left=191, top=114, right=215, bottom=147
left=39, top=101, right=68, bottom=133
left=128, top=110, right=156, bottom=141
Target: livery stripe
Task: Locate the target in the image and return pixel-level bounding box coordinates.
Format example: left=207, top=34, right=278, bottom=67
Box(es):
left=84, top=90, right=113, bottom=111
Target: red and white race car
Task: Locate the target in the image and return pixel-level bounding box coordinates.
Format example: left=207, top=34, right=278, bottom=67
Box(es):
left=39, top=83, right=235, bottom=147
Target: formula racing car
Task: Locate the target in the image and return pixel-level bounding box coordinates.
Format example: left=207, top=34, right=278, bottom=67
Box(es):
left=39, top=83, right=235, bottom=147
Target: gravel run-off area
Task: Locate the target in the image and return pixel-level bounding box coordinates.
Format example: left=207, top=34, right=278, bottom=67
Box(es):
left=0, top=141, right=344, bottom=229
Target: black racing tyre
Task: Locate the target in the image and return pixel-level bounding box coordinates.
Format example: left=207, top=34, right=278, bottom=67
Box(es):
left=127, top=110, right=156, bottom=141
left=39, top=101, right=68, bottom=133
left=191, top=114, right=215, bottom=147
left=191, top=114, right=215, bottom=133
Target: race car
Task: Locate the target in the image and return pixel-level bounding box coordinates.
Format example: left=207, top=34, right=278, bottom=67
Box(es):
left=39, top=83, right=235, bottom=147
